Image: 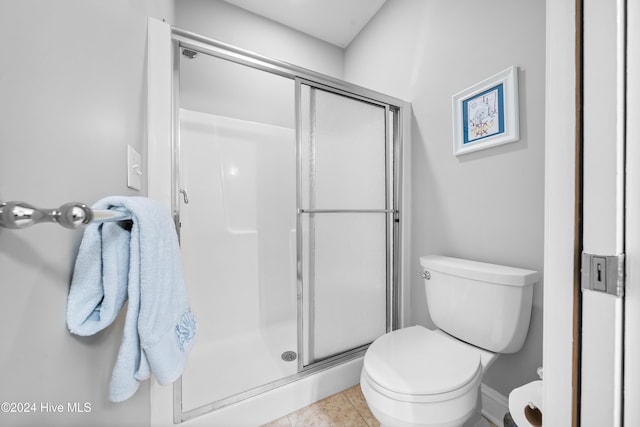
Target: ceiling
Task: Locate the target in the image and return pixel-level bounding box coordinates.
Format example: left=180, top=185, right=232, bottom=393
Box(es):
left=223, top=0, right=387, bottom=48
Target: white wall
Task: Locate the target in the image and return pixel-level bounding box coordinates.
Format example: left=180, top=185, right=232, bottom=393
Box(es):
left=345, top=0, right=546, bottom=397
left=175, top=0, right=344, bottom=79
left=0, top=1, right=174, bottom=426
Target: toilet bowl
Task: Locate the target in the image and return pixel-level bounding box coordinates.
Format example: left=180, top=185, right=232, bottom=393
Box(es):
left=361, top=256, right=539, bottom=427
left=361, top=326, right=496, bottom=427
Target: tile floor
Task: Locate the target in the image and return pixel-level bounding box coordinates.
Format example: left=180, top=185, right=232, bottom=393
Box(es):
left=261, top=385, right=378, bottom=427
left=261, top=384, right=499, bottom=427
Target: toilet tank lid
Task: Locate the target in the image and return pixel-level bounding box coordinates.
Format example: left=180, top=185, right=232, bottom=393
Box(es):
left=419, top=255, right=539, bottom=287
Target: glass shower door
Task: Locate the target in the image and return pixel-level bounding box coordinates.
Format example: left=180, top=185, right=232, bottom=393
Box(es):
left=177, top=51, right=299, bottom=412
left=298, top=82, right=391, bottom=365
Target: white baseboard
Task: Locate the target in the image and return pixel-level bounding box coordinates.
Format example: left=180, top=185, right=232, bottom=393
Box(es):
left=481, top=383, right=509, bottom=427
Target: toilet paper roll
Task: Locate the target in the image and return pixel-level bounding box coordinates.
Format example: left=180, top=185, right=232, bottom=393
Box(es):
left=508, top=380, right=543, bottom=427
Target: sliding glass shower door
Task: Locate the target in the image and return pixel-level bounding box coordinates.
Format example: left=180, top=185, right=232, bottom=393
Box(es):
left=298, top=82, right=391, bottom=365
left=170, top=32, right=403, bottom=422
left=177, top=51, right=299, bottom=413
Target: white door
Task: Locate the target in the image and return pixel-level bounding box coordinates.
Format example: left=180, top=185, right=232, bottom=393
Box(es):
left=581, top=0, right=631, bottom=425
left=624, top=0, right=640, bottom=424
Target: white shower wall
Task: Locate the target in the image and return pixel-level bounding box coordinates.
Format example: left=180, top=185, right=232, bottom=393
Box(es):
left=178, top=109, right=298, bottom=410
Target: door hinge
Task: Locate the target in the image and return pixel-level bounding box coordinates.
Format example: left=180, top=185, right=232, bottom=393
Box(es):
left=581, top=252, right=625, bottom=297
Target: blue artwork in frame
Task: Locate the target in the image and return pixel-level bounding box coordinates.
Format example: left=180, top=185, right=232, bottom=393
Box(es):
left=452, top=66, right=519, bottom=156
left=462, top=83, right=505, bottom=144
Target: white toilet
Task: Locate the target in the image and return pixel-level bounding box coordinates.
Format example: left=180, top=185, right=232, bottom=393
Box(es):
left=361, top=255, right=539, bottom=427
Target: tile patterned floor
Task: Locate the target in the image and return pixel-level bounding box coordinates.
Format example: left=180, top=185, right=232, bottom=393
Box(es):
left=261, top=385, right=378, bottom=427
left=261, top=384, right=500, bottom=427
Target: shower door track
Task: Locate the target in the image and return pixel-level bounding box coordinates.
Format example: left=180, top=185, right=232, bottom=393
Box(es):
left=170, top=26, right=407, bottom=424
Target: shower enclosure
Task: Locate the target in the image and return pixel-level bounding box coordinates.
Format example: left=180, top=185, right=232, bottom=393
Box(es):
left=169, top=29, right=406, bottom=423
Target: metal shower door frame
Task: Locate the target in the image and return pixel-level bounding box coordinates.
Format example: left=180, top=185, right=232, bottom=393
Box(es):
left=295, top=78, right=398, bottom=369
left=169, top=26, right=407, bottom=424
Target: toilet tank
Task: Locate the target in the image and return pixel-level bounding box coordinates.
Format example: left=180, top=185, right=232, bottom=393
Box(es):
left=419, top=255, right=539, bottom=354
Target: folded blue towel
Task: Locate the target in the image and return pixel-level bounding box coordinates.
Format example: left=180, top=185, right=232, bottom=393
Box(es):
left=66, top=196, right=197, bottom=402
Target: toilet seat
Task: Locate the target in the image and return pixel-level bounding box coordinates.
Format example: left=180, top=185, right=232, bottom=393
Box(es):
left=362, top=326, right=483, bottom=403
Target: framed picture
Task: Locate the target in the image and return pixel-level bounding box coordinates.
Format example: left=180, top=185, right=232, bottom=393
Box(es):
left=452, top=66, right=519, bottom=156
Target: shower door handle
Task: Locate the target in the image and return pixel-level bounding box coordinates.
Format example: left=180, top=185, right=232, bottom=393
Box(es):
left=179, top=189, right=189, bottom=204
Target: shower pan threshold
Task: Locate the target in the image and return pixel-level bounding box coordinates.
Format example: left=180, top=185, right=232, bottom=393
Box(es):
left=174, top=350, right=366, bottom=425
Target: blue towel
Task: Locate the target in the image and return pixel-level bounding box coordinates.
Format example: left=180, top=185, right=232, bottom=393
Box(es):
left=66, top=196, right=197, bottom=402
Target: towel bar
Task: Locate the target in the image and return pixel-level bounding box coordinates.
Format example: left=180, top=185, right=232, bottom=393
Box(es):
left=0, top=201, right=132, bottom=229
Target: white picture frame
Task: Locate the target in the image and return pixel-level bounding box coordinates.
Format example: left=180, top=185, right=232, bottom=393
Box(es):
left=452, top=66, right=520, bottom=156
